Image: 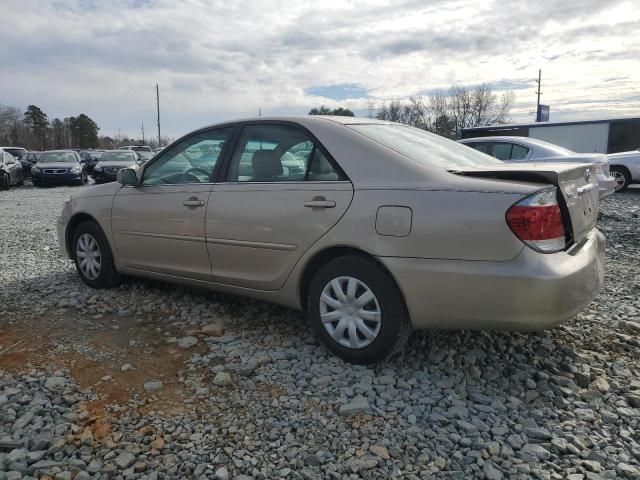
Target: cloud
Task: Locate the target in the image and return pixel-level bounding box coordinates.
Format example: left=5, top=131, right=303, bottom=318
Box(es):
left=0, top=0, right=638, bottom=137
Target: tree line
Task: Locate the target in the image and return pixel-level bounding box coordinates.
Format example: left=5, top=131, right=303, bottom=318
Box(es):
left=310, top=83, right=514, bottom=139
left=0, top=104, right=100, bottom=150
left=0, top=103, right=172, bottom=151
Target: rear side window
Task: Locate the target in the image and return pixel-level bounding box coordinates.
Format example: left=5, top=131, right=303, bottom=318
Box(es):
left=492, top=143, right=512, bottom=161
left=226, top=124, right=345, bottom=182
left=511, top=144, right=529, bottom=160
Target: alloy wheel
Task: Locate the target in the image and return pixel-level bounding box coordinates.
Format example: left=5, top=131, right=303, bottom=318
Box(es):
left=613, top=170, right=627, bottom=191
left=319, top=276, right=382, bottom=349
left=76, top=233, right=102, bottom=280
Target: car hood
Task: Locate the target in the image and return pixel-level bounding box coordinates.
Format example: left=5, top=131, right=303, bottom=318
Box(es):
left=96, top=161, right=137, bottom=169
left=35, top=162, right=79, bottom=169
left=608, top=150, right=640, bottom=160
left=534, top=153, right=608, bottom=165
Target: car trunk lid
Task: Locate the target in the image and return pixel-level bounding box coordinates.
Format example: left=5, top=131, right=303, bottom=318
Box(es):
left=450, top=162, right=599, bottom=245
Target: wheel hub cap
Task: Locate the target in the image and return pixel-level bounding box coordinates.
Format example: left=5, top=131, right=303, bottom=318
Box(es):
left=614, top=171, right=625, bottom=190
left=319, top=276, right=382, bottom=349
left=76, top=233, right=102, bottom=280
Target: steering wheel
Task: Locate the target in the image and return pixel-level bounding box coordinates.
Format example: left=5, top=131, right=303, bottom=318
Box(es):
left=182, top=167, right=211, bottom=183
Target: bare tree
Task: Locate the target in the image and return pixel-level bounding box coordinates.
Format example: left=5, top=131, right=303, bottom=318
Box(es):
left=376, top=83, right=514, bottom=138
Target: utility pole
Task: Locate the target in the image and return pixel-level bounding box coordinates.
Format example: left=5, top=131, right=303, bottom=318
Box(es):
left=535, top=69, right=542, bottom=122
left=258, top=107, right=262, bottom=117
left=141, top=122, right=145, bottom=145
left=156, top=84, right=161, bottom=147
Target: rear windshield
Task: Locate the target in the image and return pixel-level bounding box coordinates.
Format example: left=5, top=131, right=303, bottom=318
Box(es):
left=4, top=148, right=26, bottom=158
left=101, top=151, right=136, bottom=162
left=130, top=146, right=151, bottom=152
left=348, top=124, right=503, bottom=168
left=39, top=152, right=77, bottom=163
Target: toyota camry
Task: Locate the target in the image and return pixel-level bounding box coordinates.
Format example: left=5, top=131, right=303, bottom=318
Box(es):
left=57, top=116, right=604, bottom=364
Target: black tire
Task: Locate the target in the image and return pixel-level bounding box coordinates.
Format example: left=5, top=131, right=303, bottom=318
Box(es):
left=1, top=173, right=9, bottom=190
left=32, top=180, right=41, bottom=188
left=306, top=255, right=412, bottom=364
left=71, top=220, right=122, bottom=289
left=611, top=166, right=630, bottom=193
left=75, top=173, right=87, bottom=186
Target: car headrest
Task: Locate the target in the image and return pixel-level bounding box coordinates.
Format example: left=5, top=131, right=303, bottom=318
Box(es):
left=252, top=150, right=282, bottom=178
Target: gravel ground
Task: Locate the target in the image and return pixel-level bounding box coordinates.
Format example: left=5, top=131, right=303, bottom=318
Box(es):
left=1, top=183, right=640, bottom=480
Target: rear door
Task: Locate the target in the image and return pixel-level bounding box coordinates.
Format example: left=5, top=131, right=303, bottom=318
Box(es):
left=111, top=127, right=233, bottom=280
left=206, top=122, right=353, bottom=290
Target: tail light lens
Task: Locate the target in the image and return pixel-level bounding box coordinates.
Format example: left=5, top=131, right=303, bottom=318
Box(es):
left=506, top=188, right=566, bottom=253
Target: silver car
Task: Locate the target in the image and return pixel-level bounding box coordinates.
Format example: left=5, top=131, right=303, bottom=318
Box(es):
left=459, top=136, right=616, bottom=199
left=607, top=149, right=640, bottom=192
left=57, top=117, right=604, bottom=364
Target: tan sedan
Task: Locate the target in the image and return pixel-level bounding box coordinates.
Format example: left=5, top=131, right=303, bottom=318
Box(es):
left=57, top=116, right=605, bottom=364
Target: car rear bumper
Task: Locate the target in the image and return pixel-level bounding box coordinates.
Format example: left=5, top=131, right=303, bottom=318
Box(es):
left=596, top=173, right=616, bottom=199
left=379, top=229, right=605, bottom=331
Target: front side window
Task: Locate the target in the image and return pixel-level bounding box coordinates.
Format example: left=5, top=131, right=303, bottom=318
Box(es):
left=142, top=128, right=231, bottom=186
left=227, top=124, right=343, bottom=182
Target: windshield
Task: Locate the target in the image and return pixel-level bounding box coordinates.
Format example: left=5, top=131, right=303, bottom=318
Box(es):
left=349, top=124, right=503, bottom=168
left=101, top=151, right=136, bottom=162
left=130, top=146, right=152, bottom=152
left=137, top=151, right=154, bottom=161
left=39, top=152, right=78, bottom=163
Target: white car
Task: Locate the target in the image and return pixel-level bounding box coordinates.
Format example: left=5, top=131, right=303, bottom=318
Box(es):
left=607, top=149, right=640, bottom=192
left=459, top=136, right=616, bottom=199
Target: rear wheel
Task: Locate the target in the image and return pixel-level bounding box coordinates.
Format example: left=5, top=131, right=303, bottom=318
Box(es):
left=1, top=173, right=9, bottom=190
left=611, top=166, right=630, bottom=192
left=72, top=221, right=122, bottom=289
left=306, top=255, right=411, bottom=364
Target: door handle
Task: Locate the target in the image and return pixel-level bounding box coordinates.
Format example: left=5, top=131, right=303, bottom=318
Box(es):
left=183, top=198, right=205, bottom=207
left=304, top=198, right=336, bottom=209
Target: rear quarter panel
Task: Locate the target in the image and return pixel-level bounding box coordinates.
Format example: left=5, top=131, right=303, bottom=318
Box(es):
left=313, top=188, right=527, bottom=262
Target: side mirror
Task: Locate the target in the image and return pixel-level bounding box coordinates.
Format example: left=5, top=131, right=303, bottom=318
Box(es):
left=117, top=168, right=139, bottom=186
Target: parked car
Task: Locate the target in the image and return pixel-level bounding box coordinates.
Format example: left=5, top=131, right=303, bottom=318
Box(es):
left=0, top=148, right=25, bottom=189
left=120, top=145, right=153, bottom=152
left=31, top=150, right=88, bottom=187
left=459, top=136, right=615, bottom=199
left=58, top=117, right=604, bottom=364
left=92, top=150, right=142, bottom=184
left=19, top=151, right=41, bottom=177
left=607, top=148, right=640, bottom=192
left=79, top=150, right=105, bottom=174
left=134, top=150, right=154, bottom=164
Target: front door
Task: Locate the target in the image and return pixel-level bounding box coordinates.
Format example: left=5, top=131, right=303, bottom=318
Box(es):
left=206, top=123, right=353, bottom=290
left=111, top=127, right=233, bottom=280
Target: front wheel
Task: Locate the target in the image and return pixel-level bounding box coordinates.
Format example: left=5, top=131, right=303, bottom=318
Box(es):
left=306, top=256, right=411, bottom=364
left=1, top=173, right=9, bottom=190
left=611, top=166, right=630, bottom=192
left=72, top=221, right=122, bottom=288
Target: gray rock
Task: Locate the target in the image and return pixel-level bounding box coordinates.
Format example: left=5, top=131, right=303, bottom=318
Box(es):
left=144, top=380, right=163, bottom=392
left=178, top=336, right=198, bottom=348
left=339, top=395, right=371, bottom=416
left=114, top=451, right=136, bottom=470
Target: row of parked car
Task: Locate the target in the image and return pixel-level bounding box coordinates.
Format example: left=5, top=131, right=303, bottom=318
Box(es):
left=0, top=145, right=163, bottom=189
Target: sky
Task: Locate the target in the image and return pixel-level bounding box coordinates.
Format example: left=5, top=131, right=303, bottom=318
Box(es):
left=1, top=0, right=639, bottom=139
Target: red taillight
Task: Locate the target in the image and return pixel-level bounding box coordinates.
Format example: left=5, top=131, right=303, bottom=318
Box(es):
left=506, top=188, right=566, bottom=253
